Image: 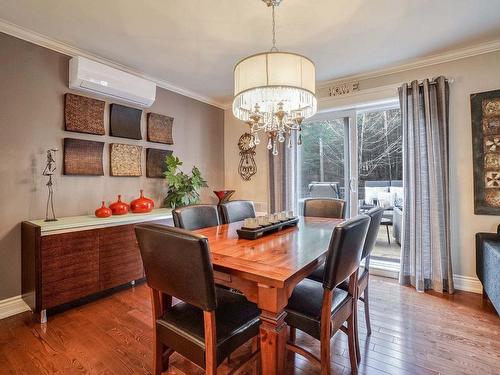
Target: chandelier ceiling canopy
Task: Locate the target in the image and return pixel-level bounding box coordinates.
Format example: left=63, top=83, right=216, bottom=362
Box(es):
left=232, top=0, right=317, bottom=155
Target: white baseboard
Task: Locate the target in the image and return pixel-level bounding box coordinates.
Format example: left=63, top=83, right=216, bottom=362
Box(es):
left=453, top=274, right=483, bottom=294
left=0, top=295, right=30, bottom=320
left=368, top=260, right=482, bottom=294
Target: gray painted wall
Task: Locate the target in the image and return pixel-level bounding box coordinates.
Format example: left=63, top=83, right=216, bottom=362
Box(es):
left=0, top=32, right=224, bottom=300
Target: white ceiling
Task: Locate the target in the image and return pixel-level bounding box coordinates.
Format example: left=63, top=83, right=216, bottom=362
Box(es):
left=1, top=0, right=500, bottom=106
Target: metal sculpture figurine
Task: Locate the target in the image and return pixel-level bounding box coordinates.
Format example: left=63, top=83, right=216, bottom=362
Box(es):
left=42, top=149, right=58, bottom=222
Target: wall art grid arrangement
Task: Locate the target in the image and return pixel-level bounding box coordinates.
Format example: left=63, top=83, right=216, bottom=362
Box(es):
left=62, top=92, right=173, bottom=177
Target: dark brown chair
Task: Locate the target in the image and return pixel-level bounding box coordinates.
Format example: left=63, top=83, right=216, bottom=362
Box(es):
left=285, top=215, right=370, bottom=375
left=135, top=224, right=260, bottom=375
left=303, top=198, right=346, bottom=219
left=219, top=200, right=256, bottom=224
left=307, top=206, right=384, bottom=346
left=172, top=204, right=220, bottom=231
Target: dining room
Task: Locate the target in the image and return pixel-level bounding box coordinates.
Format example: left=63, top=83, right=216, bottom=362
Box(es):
left=1, top=1, right=500, bottom=375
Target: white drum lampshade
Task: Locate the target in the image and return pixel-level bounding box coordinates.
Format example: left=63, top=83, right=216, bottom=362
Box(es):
left=232, top=52, right=317, bottom=121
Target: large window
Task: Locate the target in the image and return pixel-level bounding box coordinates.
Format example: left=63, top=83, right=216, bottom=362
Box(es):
left=298, top=119, right=346, bottom=200
left=357, top=108, right=402, bottom=187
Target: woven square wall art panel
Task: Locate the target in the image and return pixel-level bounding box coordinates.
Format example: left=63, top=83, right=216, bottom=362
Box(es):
left=147, top=112, right=174, bottom=144
left=63, top=138, right=104, bottom=175
left=64, top=93, right=105, bottom=135
left=146, top=148, right=172, bottom=178
left=110, top=104, right=142, bottom=140
left=110, top=143, right=143, bottom=177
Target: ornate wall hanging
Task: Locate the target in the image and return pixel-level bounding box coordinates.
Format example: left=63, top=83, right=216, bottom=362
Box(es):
left=110, top=143, right=143, bottom=176
left=472, top=89, right=500, bottom=214
left=238, top=132, right=257, bottom=181
left=64, top=93, right=105, bottom=135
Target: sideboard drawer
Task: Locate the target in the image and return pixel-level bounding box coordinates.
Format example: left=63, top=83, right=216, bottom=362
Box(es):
left=40, top=230, right=99, bottom=309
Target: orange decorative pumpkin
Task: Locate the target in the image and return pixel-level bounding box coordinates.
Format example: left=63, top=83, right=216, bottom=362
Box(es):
left=109, top=195, right=129, bottom=215
left=130, top=190, right=154, bottom=213
left=95, top=201, right=112, bottom=218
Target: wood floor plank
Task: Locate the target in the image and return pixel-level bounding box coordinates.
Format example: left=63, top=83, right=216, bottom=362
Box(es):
left=0, top=276, right=498, bottom=375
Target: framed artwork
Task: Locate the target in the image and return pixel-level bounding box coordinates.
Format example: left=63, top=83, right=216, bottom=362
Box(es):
left=471, top=89, right=500, bottom=214
left=63, top=138, right=104, bottom=176
left=64, top=93, right=105, bottom=135
left=110, top=104, right=142, bottom=139
left=147, top=112, right=174, bottom=144
left=110, top=143, right=143, bottom=177
left=146, top=148, right=172, bottom=178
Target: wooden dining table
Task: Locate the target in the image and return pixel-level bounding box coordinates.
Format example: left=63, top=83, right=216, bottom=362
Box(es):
left=193, top=216, right=344, bottom=375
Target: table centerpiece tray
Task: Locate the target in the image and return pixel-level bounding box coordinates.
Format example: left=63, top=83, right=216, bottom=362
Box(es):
left=237, top=217, right=299, bottom=240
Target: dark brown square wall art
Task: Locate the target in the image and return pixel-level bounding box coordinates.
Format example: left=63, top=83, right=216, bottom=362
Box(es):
left=147, top=113, right=174, bottom=144
left=64, top=93, right=105, bottom=135
left=471, top=89, right=500, bottom=214
left=63, top=138, right=104, bottom=175
left=110, top=143, right=143, bottom=177
left=110, top=104, right=142, bottom=140
left=146, top=148, right=172, bottom=178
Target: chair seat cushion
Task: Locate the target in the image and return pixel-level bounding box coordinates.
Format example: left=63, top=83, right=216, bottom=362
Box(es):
left=156, top=287, right=260, bottom=368
left=285, top=279, right=351, bottom=340
left=308, top=265, right=366, bottom=286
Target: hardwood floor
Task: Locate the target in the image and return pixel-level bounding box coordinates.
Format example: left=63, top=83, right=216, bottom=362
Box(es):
left=0, top=276, right=498, bottom=374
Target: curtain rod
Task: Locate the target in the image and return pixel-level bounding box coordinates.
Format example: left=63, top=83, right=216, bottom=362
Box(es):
left=403, top=77, right=454, bottom=87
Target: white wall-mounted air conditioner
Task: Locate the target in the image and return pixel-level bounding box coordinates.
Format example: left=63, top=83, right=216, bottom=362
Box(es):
left=69, top=56, right=156, bottom=107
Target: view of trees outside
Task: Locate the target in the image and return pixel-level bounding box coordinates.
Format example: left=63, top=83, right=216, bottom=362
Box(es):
left=298, top=118, right=345, bottom=198
left=357, top=108, right=402, bottom=191
left=298, top=108, right=402, bottom=199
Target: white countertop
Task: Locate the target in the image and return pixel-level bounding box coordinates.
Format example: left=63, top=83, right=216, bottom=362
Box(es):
left=28, top=208, right=173, bottom=235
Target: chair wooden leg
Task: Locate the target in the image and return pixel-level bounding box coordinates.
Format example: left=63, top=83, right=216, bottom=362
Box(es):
left=347, top=315, right=358, bottom=375
left=353, top=297, right=361, bottom=364
left=320, top=336, right=331, bottom=375
left=289, top=326, right=296, bottom=343
left=204, top=311, right=218, bottom=375
left=386, top=225, right=391, bottom=244
left=364, top=287, right=372, bottom=336
left=153, top=336, right=165, bottom=375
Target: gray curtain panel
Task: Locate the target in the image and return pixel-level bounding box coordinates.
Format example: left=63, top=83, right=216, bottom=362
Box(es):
left=268, top=135, right=297, bottom=213
left=398, top=76, right=454, bottom=293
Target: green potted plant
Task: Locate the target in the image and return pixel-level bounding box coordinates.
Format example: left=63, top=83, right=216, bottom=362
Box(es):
left=163, top=154, right=208, bottom=208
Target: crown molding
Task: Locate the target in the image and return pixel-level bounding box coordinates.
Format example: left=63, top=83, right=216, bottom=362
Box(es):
left=318, top=37, right=500, bottom=89
left=0, top=18, right=226, bottom=109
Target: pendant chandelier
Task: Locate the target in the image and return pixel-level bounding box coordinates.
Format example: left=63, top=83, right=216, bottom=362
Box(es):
left=232, top=0, right=317, bottom=156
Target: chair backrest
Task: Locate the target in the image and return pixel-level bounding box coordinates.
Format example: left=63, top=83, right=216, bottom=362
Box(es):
left=135, top=224, right=217, bottom=311
left=362, top=207, right=385, bottom=261
left=172, top=204, right=220, bottom=231
left=322, top=215, right=370, bottom=290
left=308, top=182, right=340, bottom=199
left=303, top=198, right=346, bottom=219
left=220, top=200, right=256, bottom=224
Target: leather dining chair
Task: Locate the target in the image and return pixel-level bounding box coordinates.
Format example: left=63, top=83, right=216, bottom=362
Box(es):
left=307, top=206, right=384, bottom=349
left=303, top=198, right=346, bottom=219
left=285, top=215, right=370, bottom=375
left=135, top=224, right=260, bottom=375
left=172, top=204, right=220, bottom=231
left=219, top=200, right=256, bottom=224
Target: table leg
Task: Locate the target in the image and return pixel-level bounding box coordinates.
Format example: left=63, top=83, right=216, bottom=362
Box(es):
left=259, top=309, right=287, bottom=375
left=257, top=284, right=289, bottom=375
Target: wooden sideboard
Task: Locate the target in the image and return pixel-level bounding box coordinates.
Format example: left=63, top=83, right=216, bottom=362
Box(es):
left=22, top=209, right=173, bottom=323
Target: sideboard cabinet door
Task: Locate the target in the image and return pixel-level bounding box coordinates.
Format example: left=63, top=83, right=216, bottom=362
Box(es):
left=41, top=230, right=99, bottom=309
left=98, top=225, right=144, bottom=290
